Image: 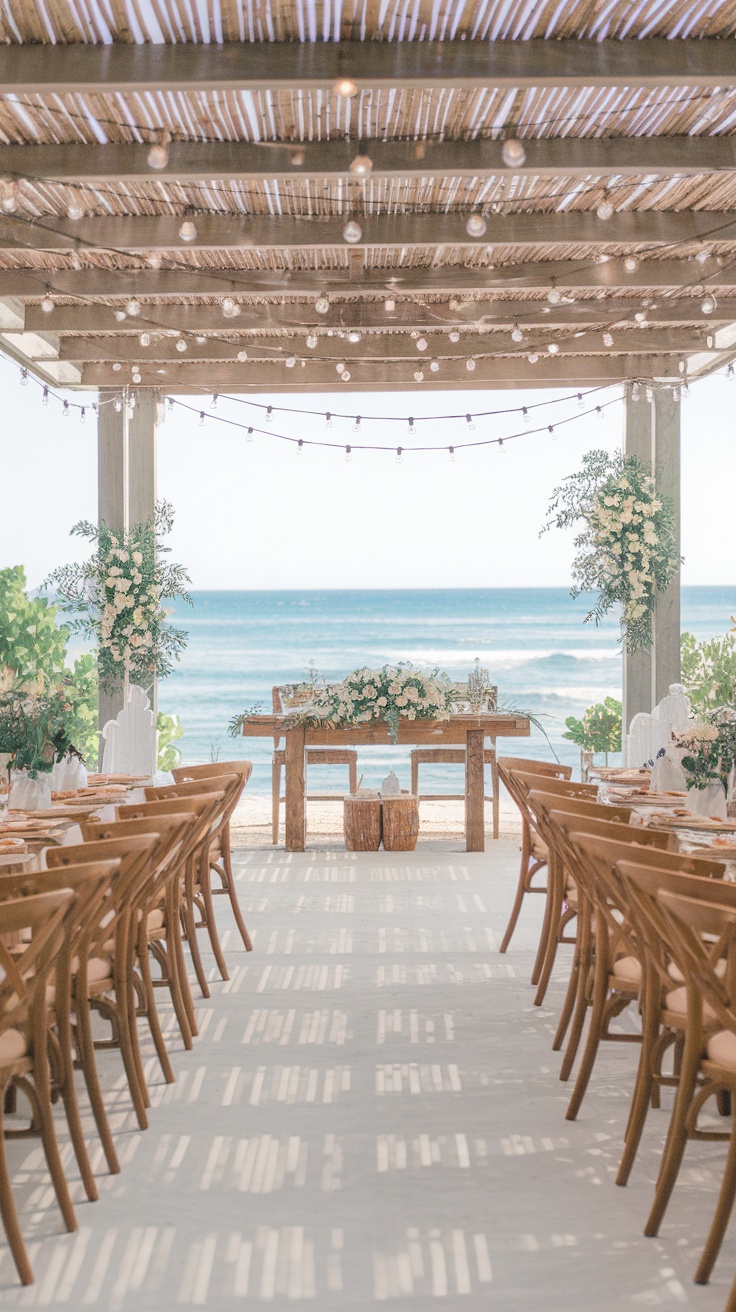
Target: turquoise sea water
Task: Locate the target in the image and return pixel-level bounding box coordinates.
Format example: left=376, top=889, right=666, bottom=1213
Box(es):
left=157, top=587, right=736, bottom=794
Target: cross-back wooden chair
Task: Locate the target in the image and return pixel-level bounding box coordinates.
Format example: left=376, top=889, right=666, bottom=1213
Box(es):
left=124, top=787, right=229, bottom=1002
left=45, top=837, right=162, bottom=1146
left=271, top=685, right=358, bottom=844
left=145, top=775, right=249, bottom=975
left=0, top=889, right=76, bottom=1285
left=497, top=756, right=573, bottom=957
left=83, top=811, right=197, bottom=1053
left=171, top=760, right=253, bottom=950
left=541, top=811, right=673, bottom=1080
left=515, top=778, right=632, bottom=1007
left=0, top=859, right=119, bottom=1198
left=616, top=860, right=736, bottom=1237
left=655, top=889, right=736, bottom=1307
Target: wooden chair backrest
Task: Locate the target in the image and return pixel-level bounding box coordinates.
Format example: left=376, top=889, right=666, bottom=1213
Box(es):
left=47, top=836, right=157, bottom=930
left=123, top=792, right=228, bottom=868
left=657, top=889, right=736, bottom=1041
left=549, top=812, right=673, bottom=849
left=498, top=756, right=572, bottom=781
left=0, top=860, right=120, bottom=977
left=0, top=889, right=75, bottom=1045
left=512, top=771, right=598, bottom=799
left=172, top=760, right=253, bottom=787
left=528, top=788, right=632, bottom=828
left=81, top=813, right=194, bottom=905
left=618, top=859, right=736, bottom=993
left=497, top=758, right=576, bottom=847
left=145, top=775, right=238, bottom=801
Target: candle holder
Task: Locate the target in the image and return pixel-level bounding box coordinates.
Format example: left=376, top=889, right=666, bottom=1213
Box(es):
left=467, top=659, right=497, bottom=714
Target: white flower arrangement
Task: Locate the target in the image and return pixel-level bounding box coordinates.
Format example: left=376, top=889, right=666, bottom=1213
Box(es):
left=305, top=664, right=455, bottom=742
left=544, top=450, right=679, bottom=652
left=45, top=501, right=192, bottom=691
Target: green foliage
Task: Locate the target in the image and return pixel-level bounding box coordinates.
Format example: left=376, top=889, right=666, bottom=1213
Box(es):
left=0, top=566, right=70, bottom=683
left=157, top=711, right=184, bottom=772
left=563, top=697, right=622, bottom=754
left=680, top=630, right=736, bottom=713
left=0, top=680, right=81, bottom=776
left=543, top=450, right=680, bottom=653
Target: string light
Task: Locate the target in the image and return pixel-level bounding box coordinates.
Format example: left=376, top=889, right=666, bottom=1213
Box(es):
left=623, top=255, right=640, bottom=272
left=246, top=427, right=254, bottom=440
left=596, top=406, right=603, bottom=418
left=348, top=330, right=362, bottom=343
left=222, top=296, right=239, bottom=318
left=466, top=359, right=476, bottom=372
left=345, top=445, right=352, bottom=461
left=353, top=416, right=361, bottom=432
left=336, top=361, right=346, bottom=374
left=498, top=438, right=505, bottom=451
left=350, top=148, right=373, bottom=174
left=430, top=359, right=440, bottom=372
left=527, top=352, right=539, bottom=363
left=126, top=298, right=141, bottom=317
left=306, top=334, right=318, bottom=348
left=342, top=370, right=351, bottom=380
left=175, top=338, right=187, bottom=352
left=297, top=439, right=304, bottom=453
left=408, top=417, right=416, bottom=435
left=384, top=299, right=396, bottom=313
left=315, top=296, right=330, bottom=315
left=396, top=447, right=403, bottom=464
left=41, top=291, right=54, bottom=314
left=522, top=407, right=529, bottom=423
left=19, top=367, right=28, bottom=386
left=139, top=331, right=151, bottom=346
left=80, top=407, right=86, bottom=423
left=448, top=446, right=456, bottom=461
left=0, top=180, right=18, bottom=213
left=67, top=198, right=84, bottom=221
left=114, top=309, right=126, bottom=322
left=62, top=400, right=70, bottom=418
left=237, top=350, right=248, bottom=362
left=210, top=394, right=218, bottom=410
left=511, top=324, right=523, bottom=343
left=147, top=132, right=171, bottom=170
left=695, top=247, right=710, bottom=264
left=325, top=412, right=332, bottom=427
left=266, top=406, right=273, bottom=422
left=701, top=294, right=717, bottom=314
left=414, top=370, right=424, bottom=382
left=547, top=282, right=562, bottom=305
left=42, top=386, right=49, bottom=404
left=112, top=361, right=122, bottom=372
left=416, top=338, right=427, bottom=351
left=290, top=148, right=305, bottom=167
left=602, top=331, right=614, bottom=347
left=178, top=217, right=197, bottom=242
left=547, top=342, right=559, bottom=354
left=342, top=220, right=362, bottom=244
left=285, top=355, right=296, bottom=368
left=199, top=411, right=205, bottom=426
left=501, top=137, right=526, bottom=168
left=448, top=331, right=460, bottom=343
left=333, top=77, right=358, bottom=97
left=728, top=364, right=735, bottom=380
left=597, top=199, right=614, bottom=221
left=465, top=414, right=475, bottom=431
left=465, top=213, right=487, bottom=239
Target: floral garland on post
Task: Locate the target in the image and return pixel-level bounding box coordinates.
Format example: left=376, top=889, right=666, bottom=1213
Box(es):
left=45, top=500, right=192, bottom=692
left=543, top=449, right=680, bottom=653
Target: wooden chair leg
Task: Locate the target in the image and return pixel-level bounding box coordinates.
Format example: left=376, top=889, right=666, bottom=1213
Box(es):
left=137, top=937, right=175, bottom=1084
left=500, top=823, right=536, bottom=955
left=73, top=988, right=121, bottom=1175
left=565, top=910, right=610, bottom=1120
left=558, top=899, right=593, bottom=1076
left=616, top=973, right=661, bottom=1186
left=0, top=1086, right=34, bottom=1284
left=170, top=886, right=198, bottom=1040
left=220, top=832, right=253, bottom=952
left=533, top=857, right=565, bottom=1006
left=643, top=1031, right=703, bottom=1236
left=30, top=1016, right=77, bottom=1233
left=554, top=894, right=590, bottom=1058
left=198, top=854, right=230, bottom=982
left=182, top=860, right=212, bottom=997
left=55, top=988, right=99, bottom=1202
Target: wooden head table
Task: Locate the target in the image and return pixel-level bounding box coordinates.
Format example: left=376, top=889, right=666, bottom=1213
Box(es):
left=241, top=713, right=530, bottom=852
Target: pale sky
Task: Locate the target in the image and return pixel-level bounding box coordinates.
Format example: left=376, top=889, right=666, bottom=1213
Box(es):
left=0, top=353, right=733, bottom=591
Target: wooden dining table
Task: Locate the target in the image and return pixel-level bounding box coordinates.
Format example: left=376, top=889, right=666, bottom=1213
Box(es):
left=241, top=712, right=531, bottom=852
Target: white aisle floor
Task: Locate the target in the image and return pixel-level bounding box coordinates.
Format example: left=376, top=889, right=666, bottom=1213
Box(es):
left=1, top=839, right=734, bottom=1310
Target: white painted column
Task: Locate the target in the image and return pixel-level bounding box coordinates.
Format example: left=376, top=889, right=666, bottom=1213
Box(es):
left=97, top=394, right=127, bottom=747
left=622, top=383, right=655, bottom=731
left=653, top=387, right=681, bottom=703
left=127, top=392, right=161, bottom=715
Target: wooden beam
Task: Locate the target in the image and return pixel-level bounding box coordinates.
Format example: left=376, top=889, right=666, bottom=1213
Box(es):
left=3, top=210, right=736, bottom=254
left=5, top=135, right=736, bottom=186
left=79, top=354, right=685, bottom=391
left=1, top=41, right=734, bottom=96
left=24, top=297, right=736, bottom=336
left=59, top=329, right=714, bottom=364
left=1, top=261, right=732, bottom=300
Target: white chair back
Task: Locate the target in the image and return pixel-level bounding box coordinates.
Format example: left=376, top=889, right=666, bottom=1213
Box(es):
left=623, top=683, right=691, bottom=767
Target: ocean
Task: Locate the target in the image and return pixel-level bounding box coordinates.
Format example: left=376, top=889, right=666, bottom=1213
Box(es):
left=157, top=586, right=736, bottom=794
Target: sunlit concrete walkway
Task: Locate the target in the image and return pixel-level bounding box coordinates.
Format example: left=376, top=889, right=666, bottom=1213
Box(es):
left=1, top=839, right=732, bottom=1309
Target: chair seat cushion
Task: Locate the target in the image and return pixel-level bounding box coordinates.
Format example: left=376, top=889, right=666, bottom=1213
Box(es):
left=706, top=1030, right=736, bottom=1070
left=668, top=957, right=727, bottom=985
left=611, top=955, right=641, bottom=986
left=0, top=1027, right=27, bottom=1065
left=146, top=907, right=166, bottom=933
left=665, top=986, right=717, bottom=1022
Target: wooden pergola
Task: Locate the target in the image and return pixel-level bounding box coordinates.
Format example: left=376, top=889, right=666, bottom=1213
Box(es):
left=1, top=0, right=735, bottom=731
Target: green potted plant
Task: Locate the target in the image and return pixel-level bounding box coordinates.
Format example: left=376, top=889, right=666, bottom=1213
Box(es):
left=563, top=697, right=622, bottom=778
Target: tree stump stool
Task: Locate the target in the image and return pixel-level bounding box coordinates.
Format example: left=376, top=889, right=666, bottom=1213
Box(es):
left=343, top=796, right=382, bottom=851
left=382, top=795, right=420, bottom=851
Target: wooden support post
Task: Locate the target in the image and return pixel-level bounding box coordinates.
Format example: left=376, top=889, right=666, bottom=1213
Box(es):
left=622, top=384, right=655, bottom=734
left=284, top=728, right=306, bottom=852
left=653, top=387, right=681, bottom=703
left=127, top=392, right=160, bottom=716
left=97, top=394, right=127, bottom=751
left=465, top=729, right=486, bottom=852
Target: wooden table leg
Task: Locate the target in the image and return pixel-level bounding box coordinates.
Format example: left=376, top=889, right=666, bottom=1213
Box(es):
left=285, top=728, right=306, bottom=852
left=465, top=729, right=485, bottom=852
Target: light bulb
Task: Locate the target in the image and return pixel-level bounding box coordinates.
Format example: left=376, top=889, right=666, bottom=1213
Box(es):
left=466, top=358, right=476, bottom=372
left=384, top=298, right=395, bottom=312
left=343, top=219, right=363, bottom=244
left=114, top=309, right=126, bottom=321
left=114, top=397, right=122, bottom=412
left=290, top=147, right=305, bottom=166
left=222, top=296, right=236, bottom=316
left=139, top=331, right=151, bottom=346
left=414, top=370, right=424, bottom=382
left=416, top=337, right=427, bottom=351
left=41, top=293, right=54, bottom=314
left=350, top=153, right=373, bottom=174
left=449, top=447, right=456, bottom=461
left=345, top=445, right=352, bottom=461
left=577, top=394, right=585, bottom=410
left=597, top=200, right=614, bottom=221
left=148, top=253, right=162, bottom=270
left=112, top=361, right=122, bottom=372
left=511, top=324, right=523, bottom=343
left=147, top=141, right=169, bottom=170
left=126, top=298, right=141, bottom=317
left=315, top=295, right=330, bottom=315
left=176, top=338, right=187, bottom=352
left=449, top=330, right=460, bottom=343
left=62, top=400, right=70, bottom=418
left=695, top=247, right=710, bottom=264
left=19, top=367, right=28, bottom=385
left=465, top=414, right=475, bottom=430
left=624, top=255, right=640, bottom=272
left=602, top=331, right=614, bottom=347
left=547, top=342, right=559, bottom=354
left=547, top=286, right=562, bottom=305
left=501, top=137, right=526, bottom=168
left=0, top=181, right=18, bottom=214
left=67, top=199, right=84, bottom=220
left=285, top=355, right=296, bottom=368
left=465, top=213, right=487, bottom=239
left=430, top=359, right=440, bottom=372
left=341, top=369, right=351, bottom=380
left=333, top=77, right=358, bottom=98
left=348, top=330, right=362, bottom=343
left=353, top=417, right=361, bottom=432
left=635, top=310, right=647, bottom=324
left=522, top=406, right=529, bottom=423
left=396, top=447, right=403, bottom=464
left=701, top=294, right=717, bottom=314
left=178, top=218, right=197, bottom=242
left=527, top=352, right=539, bottom=364
left=237, top=350, right=248, bottom=362
left=195, top=335, right=206, bottom=344
left=132, top=372, right=141, bottom=383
